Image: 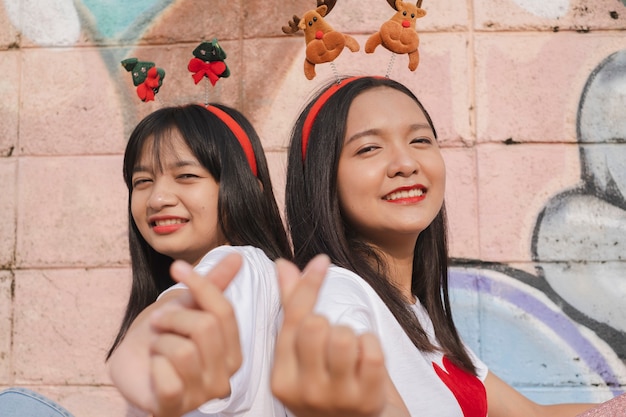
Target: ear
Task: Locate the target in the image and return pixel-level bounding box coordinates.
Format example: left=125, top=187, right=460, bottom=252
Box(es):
left=317, top=4, right=328, bottom=16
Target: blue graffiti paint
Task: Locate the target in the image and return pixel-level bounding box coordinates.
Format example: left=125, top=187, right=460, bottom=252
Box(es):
left=80, top=0, right=174, bottom=39
left=450, top=267, right=625, bottom=404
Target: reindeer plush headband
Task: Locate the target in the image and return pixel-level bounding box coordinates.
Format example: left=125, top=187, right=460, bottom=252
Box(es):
left=121, top=40, right=258, bottom=177
left=282, top=0, right=426, bottom=79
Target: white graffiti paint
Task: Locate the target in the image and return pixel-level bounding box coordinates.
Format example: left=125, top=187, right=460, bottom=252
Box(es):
left=4, top=0, right=80, bottom=45
left=511, top=0, right=570, bottom=19
left=535, top=50, right=626, bottom=333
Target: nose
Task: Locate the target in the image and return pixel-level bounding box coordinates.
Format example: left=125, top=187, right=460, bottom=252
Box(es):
left=387, top=145, right=419, bottom=178
left=147, top=180, right=177, bottom=210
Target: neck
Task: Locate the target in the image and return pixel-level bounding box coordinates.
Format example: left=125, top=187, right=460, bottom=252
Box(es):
left=372, top=237, right=417, bottom=301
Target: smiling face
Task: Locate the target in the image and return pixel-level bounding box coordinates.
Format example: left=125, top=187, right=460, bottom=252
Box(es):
left=130, top=130, right=226, bottom=265
left=337, top=86, right=446, bottom=252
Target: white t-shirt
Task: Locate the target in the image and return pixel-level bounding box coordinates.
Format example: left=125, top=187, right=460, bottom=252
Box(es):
left=162, top=245, right=286, bottom=417
left=314, top=265, right=489, bottom=417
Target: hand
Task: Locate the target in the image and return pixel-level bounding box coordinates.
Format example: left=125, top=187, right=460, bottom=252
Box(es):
left=145, top=254, right=244, bottom=417
left=271, top=255, right=387, bottom=417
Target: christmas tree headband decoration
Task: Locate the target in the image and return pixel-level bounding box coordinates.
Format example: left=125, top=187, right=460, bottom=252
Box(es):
left=282, top=0, right=426, bottom=79
left=282, top=0, right=360, bottom=80
left=121, top=58, right=165, bottom=102
left=188, top=38, right=231, bottom=105
left=121, top=40, right=258, bottom=177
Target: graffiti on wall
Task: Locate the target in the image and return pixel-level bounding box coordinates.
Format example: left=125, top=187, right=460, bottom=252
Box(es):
left=4, top=0, right=625, bottom=404
left=3, top=0, right=173, bottom=45
left=451, top=50, right=626, bottom=403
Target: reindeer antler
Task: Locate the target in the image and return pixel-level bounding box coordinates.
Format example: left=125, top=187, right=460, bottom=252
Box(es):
left=386, top=0, right=424, bottom=10
left=282, top=15, right=301, bottom=34
left=321, top=0, right=338, bottom=14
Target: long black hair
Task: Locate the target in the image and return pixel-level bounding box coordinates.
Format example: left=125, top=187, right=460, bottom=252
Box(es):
left=107, top=103, right=291, bottom=359
left=285, top=76, right=476, bottom=374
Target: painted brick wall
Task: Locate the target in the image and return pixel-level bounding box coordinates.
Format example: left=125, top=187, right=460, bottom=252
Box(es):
left=0, top=0, right=625, bottom=415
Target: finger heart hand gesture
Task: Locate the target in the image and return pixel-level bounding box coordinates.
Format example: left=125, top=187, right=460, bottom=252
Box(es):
left=271, top=255, right=387, bottom=417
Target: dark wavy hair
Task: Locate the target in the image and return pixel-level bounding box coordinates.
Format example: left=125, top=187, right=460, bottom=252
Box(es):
left=107, top=103, right=292, bottom=359
left=285, top=76, right=476, bottom=374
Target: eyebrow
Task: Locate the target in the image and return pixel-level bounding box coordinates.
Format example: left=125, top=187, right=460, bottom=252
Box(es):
left=345, top=123, right=432, bottom=145
left=132, top=159, right=201, bottom=174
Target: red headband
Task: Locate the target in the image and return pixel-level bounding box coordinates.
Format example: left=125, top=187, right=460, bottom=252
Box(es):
left=301, top=76, right=363, bottom=161
left=205, top=105, right=258, bottom=177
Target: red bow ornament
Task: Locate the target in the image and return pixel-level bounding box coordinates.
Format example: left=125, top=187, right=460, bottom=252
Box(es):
left=188, top=57, right=227, bottom=86
left=136, top=67, right=162, bottom=102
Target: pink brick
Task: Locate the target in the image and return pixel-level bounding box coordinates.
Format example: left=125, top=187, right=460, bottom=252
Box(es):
left=476, top=143, right=581, bottom=262
left=475, top=0, right=626, bottom=31
left=442, top=148, right=480, bottom=259
left=13, top=267, right=131, bottom=384
left=475, top=33, right=626, bottom=144
left=0, top=160, right=16, bottom=267
left=16, top=156, right=128, bottom=268
left=265, top=150, right=288, bottom=216
left=0, top=50, right=19, bottom=157
left=0, top=3, right=24, bottom=48
left=401, top=33, right=472, bottom=145
left=0, top=272, right=11, bottom=383
left=141, top=0, right=242, bottom=44
left=19, top=48, right=126, bottom=155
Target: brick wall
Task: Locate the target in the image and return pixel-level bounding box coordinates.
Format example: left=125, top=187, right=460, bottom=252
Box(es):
left=1, top=0, right=625, bottom=415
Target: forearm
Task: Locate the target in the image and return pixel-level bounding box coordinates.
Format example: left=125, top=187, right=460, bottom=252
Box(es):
left=380, top=403, right=410, bottom=417
left=108, top=290, right=187, bottom=408
left=536, top=403, right=596, bottom=417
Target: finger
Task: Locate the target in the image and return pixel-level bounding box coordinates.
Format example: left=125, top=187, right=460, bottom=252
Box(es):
left=274, top=258, right=303, bottom=306
left=150, top=354, right=184, bottom=417
left=326, top=325, right=359, bottom=380
left=356, top=333, right=386, bottom=394
left=278, top=254, right=330, bottom=327
left=150, top=333, right=204, bottom=387
left=294, top=315, right=330, bottom=379
left=150, top=308, right=241, bottom=376
left=170, top=252, right=242, bottom=294
left=168, top=257, right=241, bottom=367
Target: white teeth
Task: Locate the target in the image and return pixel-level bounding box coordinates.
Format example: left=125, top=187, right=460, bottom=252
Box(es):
left=384, top=188, right=424, bottom=201
left=154, top=218, right=186, bottom=226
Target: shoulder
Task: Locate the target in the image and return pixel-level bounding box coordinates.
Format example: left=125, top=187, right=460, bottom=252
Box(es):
left=322, top=264, right=379, bottom=301
left=314, top=264, right=381, bottom=332
left=195, top=245, right=274, bottom=275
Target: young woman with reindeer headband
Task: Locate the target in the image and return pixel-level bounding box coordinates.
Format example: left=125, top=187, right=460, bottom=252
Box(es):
left=271, top=75, right=598, bottom=417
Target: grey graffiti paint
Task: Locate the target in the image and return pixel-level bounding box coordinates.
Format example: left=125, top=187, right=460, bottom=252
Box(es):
left=532, top=50, right=626, bottom=352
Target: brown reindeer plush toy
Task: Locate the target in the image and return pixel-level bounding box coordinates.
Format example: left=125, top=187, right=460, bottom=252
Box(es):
left=366, top=0, right=426, bottom=71
left=282, top=0, right=360, bottom=80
